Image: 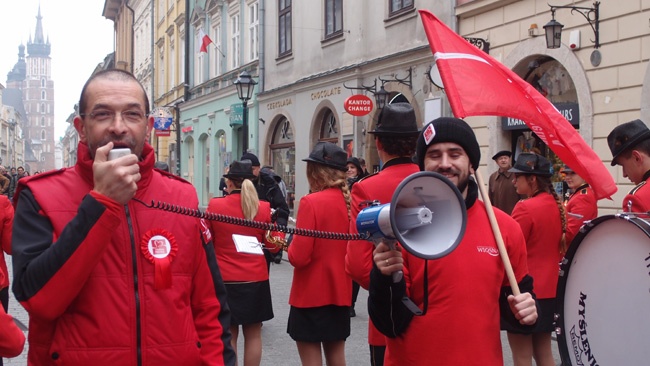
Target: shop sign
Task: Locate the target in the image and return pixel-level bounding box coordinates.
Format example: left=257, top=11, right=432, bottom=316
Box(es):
left=152, top=107, right=173, bottom=131
left=229, top=104, right=243, bottom=126
left=155, top=130, right=171, bottom=137
left=501, top=102, right=579, bottom=130
left=181, top=126, right=193, bottom=133
left=344, top=94, right=373, bottom=117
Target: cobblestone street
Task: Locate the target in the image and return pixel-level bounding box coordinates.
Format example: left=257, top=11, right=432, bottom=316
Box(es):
left=3, top=254, right=560, bottom=365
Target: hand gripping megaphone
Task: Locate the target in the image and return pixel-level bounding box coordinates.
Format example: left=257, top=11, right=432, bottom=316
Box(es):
left=356, top=171, right=467, bottom=280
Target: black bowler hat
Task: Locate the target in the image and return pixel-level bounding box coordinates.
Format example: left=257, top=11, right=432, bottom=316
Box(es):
left=562, top=165, right=574, bottom=174
left=491, top=150, right=512, bottom=160
left=607, top=119, right=650, bottom=166
left=508, top=153, right=553, bottom=177
left=303, top=141, right=348, bottom=171
left=240, top=152, right=261, bottom=167
left=224, top=160, right=255, bottom=179
left=368, top=103, right=420, bottom=136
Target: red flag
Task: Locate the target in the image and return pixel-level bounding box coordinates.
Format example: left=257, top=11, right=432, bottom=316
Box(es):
left=198, top=27, right=213, bottom=53
left=419, top=10, right=616, bottom=200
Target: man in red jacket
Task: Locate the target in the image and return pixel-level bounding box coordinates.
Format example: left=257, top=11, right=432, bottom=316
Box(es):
left=368, top=117, right=538, bottom=366
left=607, top=119, right=650, bottom=212
left=345, top=102, right=420, bottom=365
left=12, top=69, right=235, bottom=366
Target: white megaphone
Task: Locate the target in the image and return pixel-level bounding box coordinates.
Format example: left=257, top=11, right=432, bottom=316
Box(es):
left=356, top=171, right=467, bottom=280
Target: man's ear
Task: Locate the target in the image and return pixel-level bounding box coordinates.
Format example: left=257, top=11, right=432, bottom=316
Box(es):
left=632, top=149, right=644, bottom=164
left=374, top=136, right=383, bottom=151
left=73, top=116, right=87, bottom=143
left=146, top=115, right=154, bottom=142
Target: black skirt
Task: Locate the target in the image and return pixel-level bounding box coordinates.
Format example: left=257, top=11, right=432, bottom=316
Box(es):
left=287, top=305, right=350, bottom=342
left=501, top=297, right=557, bottom=334
left=225, top=280, right=274, bottom=325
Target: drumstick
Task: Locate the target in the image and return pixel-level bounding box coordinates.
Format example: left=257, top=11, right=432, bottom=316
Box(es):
left=474, top=169, right=521, bottom=296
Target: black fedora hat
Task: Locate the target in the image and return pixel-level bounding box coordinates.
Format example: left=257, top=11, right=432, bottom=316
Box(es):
left=224, top=160, right=255, bottom=179
left=491, top=150, right=512, bottom=160
left=607, top=119, right=650, bottom=166
left=303, top=141, right=348, bottom=171
left=508, top=153, right=553, bottom=177
left=368, top=102, right=420, bottom=136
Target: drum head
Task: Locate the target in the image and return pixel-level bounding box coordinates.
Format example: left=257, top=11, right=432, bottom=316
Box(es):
left=556, top=215, right=650, bottom=365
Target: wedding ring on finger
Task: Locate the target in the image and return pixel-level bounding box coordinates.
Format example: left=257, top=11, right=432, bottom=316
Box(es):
left=385, top=259, right=390, bottom=266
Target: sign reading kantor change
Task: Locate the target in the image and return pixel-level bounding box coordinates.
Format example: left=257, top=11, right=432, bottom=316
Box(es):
left=344, top=94, right=374, bottom=117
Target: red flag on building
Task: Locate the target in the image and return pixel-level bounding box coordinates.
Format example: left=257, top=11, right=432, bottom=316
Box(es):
left=198, top=27, right=213, bottom=53
left=418, top=10, right=616, bottom=200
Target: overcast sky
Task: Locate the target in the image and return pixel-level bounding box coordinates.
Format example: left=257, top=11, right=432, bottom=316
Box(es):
left=0, top=1, right=114, bottom=139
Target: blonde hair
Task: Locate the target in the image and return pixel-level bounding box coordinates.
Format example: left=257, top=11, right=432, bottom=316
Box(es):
left=230, top=178, right=260, bottom=220
left=306, top=162, right=351, bottom=220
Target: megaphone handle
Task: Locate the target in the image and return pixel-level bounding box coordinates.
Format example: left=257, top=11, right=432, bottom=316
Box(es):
left=384, top=239, right=403, bottom=283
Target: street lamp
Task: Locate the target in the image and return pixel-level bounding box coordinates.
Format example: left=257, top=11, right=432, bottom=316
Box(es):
left=374, top=85, right=390, bottom=109
left=544, top=2, right=600, bottom=49
left=234, top=71, right=258, bottom=153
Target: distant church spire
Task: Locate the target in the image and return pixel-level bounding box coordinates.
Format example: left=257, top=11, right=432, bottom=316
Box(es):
left=27, top=4, right=51, bottom=57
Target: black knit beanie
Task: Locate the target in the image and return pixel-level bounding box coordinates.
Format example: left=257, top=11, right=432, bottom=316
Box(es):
left=415, top=117, right=480, bottom=170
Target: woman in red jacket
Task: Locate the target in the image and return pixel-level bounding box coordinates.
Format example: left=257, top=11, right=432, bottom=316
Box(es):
left=207, top=160, right=279, bottom=366
left=562, top=166, right=598, bottom=249
left=506, top=153, right=565, bottom=366
left=288, top=142, right=352, bottom=366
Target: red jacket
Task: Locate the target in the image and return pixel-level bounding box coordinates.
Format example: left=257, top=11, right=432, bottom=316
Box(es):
left=0, top=308, right=24, bottom=358
left=207, top=193, right=275, bottom=282
left=0, top=269, right=24, bottom=358
left=383, top=199, right=530, bottom=365
left=565, top=184, right=598, bottom=246
left=12, top=143, right=235, bottom=366
left=622, top=175, right=650, bottom=213
left=288, top=187, right=351, bottom=307
left=512, top=192, right=563, bottom=299
left=0, top=195, right=13, bottom=289
left=345, top=158, right=419, bottom=345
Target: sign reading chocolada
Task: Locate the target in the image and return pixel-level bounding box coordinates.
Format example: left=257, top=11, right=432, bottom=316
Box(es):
left=344, top=94, right=374, bottom=116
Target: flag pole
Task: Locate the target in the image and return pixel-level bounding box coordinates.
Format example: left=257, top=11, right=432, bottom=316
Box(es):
left=474, top=168, right=521, bottom=296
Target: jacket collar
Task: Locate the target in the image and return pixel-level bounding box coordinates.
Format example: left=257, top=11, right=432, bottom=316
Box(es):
left=75, top=142, right=155, bottom=190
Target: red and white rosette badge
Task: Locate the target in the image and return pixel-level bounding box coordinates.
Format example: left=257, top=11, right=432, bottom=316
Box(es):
left=141, top=229, right=178, bottom=290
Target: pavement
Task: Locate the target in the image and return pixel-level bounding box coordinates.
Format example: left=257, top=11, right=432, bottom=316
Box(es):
left=3, top=254, right=561, bottom=365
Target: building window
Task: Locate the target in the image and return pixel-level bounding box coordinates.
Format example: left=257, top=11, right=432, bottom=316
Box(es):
left=41, top=130, right=46, bottom=140
left=41, top=103, right=45, bottom=114
left=231, top=13, right=240, bottom=68
left=270, top=116, right=295, bottom=211
left=41, top=117, right=45, bottom=127
left=159, top=49, right=166, bottom=96
left=389, top=0, right=413, bottom=16
left=170, top=42, right=176, bottom=88
left=41, top=78, right=45, bottom=87
left=210, top=24, right=221, bottom=77
left=278, top=0, right=292, bottom=56
left=325, top=0, right=342, bottom=38
left=41, top=91, right=46, bottom=100
left=319, top=109, right=339, bottom=143
left=158, top=0, right=165, bottom=22
left=249, top=2, right=259, bottom=61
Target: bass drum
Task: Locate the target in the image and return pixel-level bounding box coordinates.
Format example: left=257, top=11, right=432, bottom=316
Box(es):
left=555, top=215, right=650, bottom=365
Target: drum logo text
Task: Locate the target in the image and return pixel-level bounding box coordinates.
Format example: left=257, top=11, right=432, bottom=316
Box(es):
left=569, top=292, right=599, bottom=366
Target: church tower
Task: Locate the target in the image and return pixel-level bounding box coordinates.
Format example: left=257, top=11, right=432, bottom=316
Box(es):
left=22, top=5, right=55, bottom=172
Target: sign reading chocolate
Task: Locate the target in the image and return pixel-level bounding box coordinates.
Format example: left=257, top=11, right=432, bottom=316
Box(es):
left=311, top=86, right=341, bottom=100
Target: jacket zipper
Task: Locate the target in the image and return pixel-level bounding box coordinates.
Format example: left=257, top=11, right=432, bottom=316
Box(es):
left=125, top=205, right=142, bottom=366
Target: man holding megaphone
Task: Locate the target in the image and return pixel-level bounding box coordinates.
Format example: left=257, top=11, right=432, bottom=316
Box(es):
left=368, top=117, right=538, bottom=366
